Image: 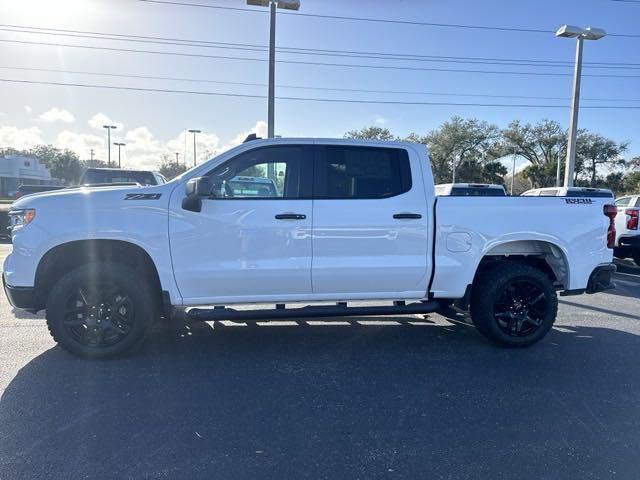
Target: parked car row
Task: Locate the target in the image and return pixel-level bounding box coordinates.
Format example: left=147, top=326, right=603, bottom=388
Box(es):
left=11, top=167, right=168, bottom=200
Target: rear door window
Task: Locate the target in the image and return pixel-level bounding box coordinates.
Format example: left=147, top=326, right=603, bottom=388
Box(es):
left=313, top=146, right=412, bottom=199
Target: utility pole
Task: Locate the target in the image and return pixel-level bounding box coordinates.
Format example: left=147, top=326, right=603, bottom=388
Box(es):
left=175, top=152, right=180, bottom=167
left=90, top=149, right=94, bottom=162
left=188, top=129, right=201, bottom=167
left=114, top=142, right=126, bottom=168
left=103, top=125, right=117, bottom=167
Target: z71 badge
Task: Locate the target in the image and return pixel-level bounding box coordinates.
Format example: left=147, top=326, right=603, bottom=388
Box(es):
left=564, top=198, right=593, bottom=204
left=124, top=193, right=162, bottom=200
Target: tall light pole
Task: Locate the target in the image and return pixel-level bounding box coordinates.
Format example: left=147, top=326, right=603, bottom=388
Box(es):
left=555, top=25, right=606, bottom=187
left=510, top=147, right=517, bottom=195
left=113, top=142, right=126, bottom=169
left=247, top=0, right=300, bottom=138
left=188, top=129, right=201, bottom=167
left=103, top=125, right=117, bottom=167
left=175, top=152, right=180, bottom=167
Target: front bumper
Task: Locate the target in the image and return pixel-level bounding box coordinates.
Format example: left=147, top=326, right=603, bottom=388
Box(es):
left=586, top=264, right=616, bottom=294
left=2, top=273, right=40, bottom=311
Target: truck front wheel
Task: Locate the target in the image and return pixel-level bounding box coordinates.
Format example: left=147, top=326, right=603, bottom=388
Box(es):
left=46, top=263, right=158, bottom=358
left=470, top=263, right=558, bottom=347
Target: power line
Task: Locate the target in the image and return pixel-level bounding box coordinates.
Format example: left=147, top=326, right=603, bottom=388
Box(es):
left=4, top=65, right=639, bottom=102
left=3, top=24, right=640, bottom=69
left=136, top=0, right=640, bottom=38
left=3, top=77, right=640, bottom=109
left=7, top=38, right=640, bottom=78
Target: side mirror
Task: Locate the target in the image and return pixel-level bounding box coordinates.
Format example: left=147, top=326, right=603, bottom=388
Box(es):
left=182, top=176, right=213, bottom=212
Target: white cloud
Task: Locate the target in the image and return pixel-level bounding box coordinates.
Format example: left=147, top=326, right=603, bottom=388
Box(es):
left=55, top=130, right=104, bottom=157
left=374, top=116, right=387, bottom=125
left=0, top=120, right=270, bottom=170
left=223, top=120, right=268, bottom=151
left=39, top=107, right=75, bottom=123
left=24, top=105, right=32, bottom=113
left=88, top=113, right=124, bottom=131
left=0, top=126, right=43, bottom=149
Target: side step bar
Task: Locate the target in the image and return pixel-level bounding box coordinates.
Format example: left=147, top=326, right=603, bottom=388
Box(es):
left=187, top=301, right=439, bottom=322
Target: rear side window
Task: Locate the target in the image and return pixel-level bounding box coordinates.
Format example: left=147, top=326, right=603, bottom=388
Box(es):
left=568, top=190, right=613, bottom=198
left=538, top=189, right=559, bottom=197
left=449, top=187, right=505, bottom=196
left=314, top=146, right=412, bottom=199
left=616, top=197, right=631, bottom=206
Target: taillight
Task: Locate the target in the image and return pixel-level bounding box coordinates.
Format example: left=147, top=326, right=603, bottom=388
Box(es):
left=604, top=204, right=617, bottom=249
left=626, top=208, right=639, bottom=230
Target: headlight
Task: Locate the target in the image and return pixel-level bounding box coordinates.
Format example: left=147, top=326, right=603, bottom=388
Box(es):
left=9, top=209, right=36, bottom=229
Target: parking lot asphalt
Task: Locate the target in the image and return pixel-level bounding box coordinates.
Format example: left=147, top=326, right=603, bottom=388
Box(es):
left=1, top=243, right=640, bottom=479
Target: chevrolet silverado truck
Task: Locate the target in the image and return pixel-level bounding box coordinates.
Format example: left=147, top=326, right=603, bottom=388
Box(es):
left=3, top=138, right=617, bottom=358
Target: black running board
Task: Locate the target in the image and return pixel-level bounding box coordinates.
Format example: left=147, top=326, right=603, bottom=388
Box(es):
left=187, top=301, right=439, bottom=322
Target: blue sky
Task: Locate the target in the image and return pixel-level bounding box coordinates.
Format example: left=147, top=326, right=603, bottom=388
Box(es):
left=0, top=0, right=639, bottom=169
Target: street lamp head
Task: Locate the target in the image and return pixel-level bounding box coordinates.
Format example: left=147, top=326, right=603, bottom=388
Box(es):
left=188, top=129, right=202, bottom=134
left=246, top=0, right=300, bottom=9
left=103, top=124, right=117, bottom=130
left=113, top=142, right=126, bottom=147
left=583, top=27, right=606, bottom=40
left=277, top=0, right=300, bottom=10
left=555, top=25, right=584, bottom=38
left=555, top=24, right=606, bottom=40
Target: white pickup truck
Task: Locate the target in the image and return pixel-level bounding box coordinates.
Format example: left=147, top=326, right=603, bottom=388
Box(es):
left=3, top=138, right=617, bottom=358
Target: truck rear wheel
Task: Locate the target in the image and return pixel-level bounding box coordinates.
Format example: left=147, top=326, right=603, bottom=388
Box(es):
left=46, top=263, right=158, bottom=358
left=470, top=263, right=557, bottom=347
left=631, top=252, right=640, bottom=267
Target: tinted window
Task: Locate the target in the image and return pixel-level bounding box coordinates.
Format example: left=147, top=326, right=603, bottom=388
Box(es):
left=567, top=190, right=613, bottom=198
left=207, top=146, right=308, bottom=199
left=616, top=197, right=631, bottom=206
left=539, top=189, right=559, bottom=197
left=83, top=170, right=157, bottom=186
left=449, top=187, right=505, bottom=196
left=314, top=146, right=411, bottom=199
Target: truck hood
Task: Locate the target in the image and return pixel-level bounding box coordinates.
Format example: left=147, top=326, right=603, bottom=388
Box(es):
left=11, top=184, right=170, bottom=210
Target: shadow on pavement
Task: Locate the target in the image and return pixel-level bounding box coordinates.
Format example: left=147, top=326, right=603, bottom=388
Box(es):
left=1, top=320, right=639, bottom=479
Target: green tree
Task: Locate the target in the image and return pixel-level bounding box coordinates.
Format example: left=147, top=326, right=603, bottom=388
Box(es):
left=158, top=155, right=189, bottom=180
left=29, top=145, right=83, bottom=184
left=344, top=126, right=395, bottom=141
left=575, top=133, right=628, bottom=186
left=415, top=116, right=500, bottom=183
left=500, top=120, right=566, bottom=187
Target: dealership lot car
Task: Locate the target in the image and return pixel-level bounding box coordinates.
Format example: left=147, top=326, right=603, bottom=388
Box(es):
left=4, top=138, right=616, bottom=358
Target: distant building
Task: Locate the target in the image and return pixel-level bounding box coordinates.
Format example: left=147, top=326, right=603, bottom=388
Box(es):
left=0, top=154, right=62, bottom=196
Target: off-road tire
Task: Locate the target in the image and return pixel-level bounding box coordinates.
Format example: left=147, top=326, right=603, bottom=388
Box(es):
left=470, top=263, right=558, bottom=347
left=46, top=263, right=158, bottom=359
